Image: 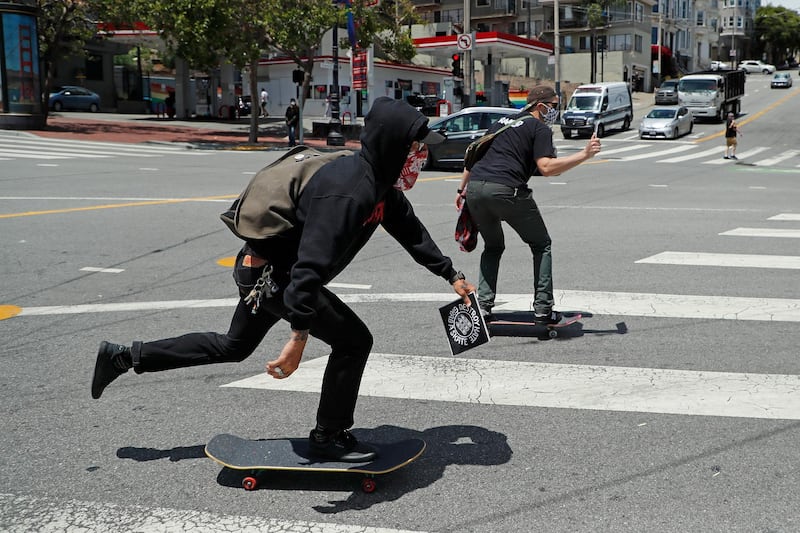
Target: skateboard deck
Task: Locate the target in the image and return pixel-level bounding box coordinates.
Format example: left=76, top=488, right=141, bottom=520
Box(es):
left=205, top=433, right=425, bottom=492
left=488, top=313, right=582, bottom=338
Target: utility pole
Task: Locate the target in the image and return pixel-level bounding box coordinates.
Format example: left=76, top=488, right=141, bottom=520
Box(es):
left=554, top=0, right=561, bottom=100
left=327, top=0, right=345, bottom=147
left=463, top=0, right=472, bottom=107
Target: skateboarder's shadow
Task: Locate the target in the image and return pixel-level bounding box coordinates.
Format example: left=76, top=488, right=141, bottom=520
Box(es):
left=307, top=424, right=512, bottom=513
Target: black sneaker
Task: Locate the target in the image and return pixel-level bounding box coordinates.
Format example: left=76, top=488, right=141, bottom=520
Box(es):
left=308, top=428, right=377, bottom=463
left=91, top=341, right=131, bottom=399
left=730, top=155, right=738, bottom=160
left=533, top=310, right=563, bottom=326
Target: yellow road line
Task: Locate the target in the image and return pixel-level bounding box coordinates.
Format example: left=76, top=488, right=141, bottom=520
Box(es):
left=697, top=89, right=800, bottom=143
left=0, top=194, right=238, bottom=219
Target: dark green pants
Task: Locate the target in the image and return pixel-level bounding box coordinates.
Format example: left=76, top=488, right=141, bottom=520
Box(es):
left=466, top=180, right=553, bottom=315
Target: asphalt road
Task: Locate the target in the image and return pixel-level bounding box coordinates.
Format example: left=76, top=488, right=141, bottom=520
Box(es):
left=1, top=73, right=799, bottom=532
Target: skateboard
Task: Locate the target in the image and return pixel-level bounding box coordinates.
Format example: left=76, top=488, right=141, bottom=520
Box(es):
left=488, top=313, right=582, bottom=339
left=205, top=433, right=425, bottom=493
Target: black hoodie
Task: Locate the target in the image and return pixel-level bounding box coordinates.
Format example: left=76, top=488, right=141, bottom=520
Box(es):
left=259, top=97, right=457, bottom=331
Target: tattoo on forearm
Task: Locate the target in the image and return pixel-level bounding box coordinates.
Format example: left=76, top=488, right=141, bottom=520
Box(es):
left=292, top=330, right=309, bottom=342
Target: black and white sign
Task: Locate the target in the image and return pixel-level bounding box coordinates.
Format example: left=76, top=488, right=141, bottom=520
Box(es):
left=456, top=33, right=473, bottom=51
left=439, top=293, right=490, bottom=355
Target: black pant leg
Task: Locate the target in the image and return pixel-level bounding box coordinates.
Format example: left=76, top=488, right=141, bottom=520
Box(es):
left=308, top=288, right=373, bottom=431
left=132, top=298, right=280, bottom=373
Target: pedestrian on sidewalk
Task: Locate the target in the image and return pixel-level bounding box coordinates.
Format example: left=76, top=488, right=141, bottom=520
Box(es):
left=723, top=112, right=741, bottom=159
left=454, top=85, right=601, bottom=325
left=260, top=88, right=269, bottom=117
left=91, top=97, right=476, bottom=463
left=285, top=99, right=300, bottom=147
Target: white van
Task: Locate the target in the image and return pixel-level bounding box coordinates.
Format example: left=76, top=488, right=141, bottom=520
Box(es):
left=561, top=82, right=633, bottom=138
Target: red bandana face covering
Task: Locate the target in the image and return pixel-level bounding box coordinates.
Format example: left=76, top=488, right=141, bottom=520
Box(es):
left=393, top=145, right=429, bottom=191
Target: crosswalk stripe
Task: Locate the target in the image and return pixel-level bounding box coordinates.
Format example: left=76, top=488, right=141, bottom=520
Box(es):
left=657, top=146, right=725, bottom=163
left=769, top=213, right=800, bottom=221
left=12, top=290, right=800, bottom=322
left=753, top=149, right=800, bottom=166
left=0, top=493, right=424, bottom=533
left=0, top=147, right=112, bottom=159
left=0, top=134, right=190, bottom=152
left=596, top=144, right=651, bottom=156
left=223, top=353, right=800, bottom=420
left=636, top=251, right=800, bottom=269
left=0, top=150, right=69, bottom=159
left=618, top=145, right=693, bottom=161
left=703, top=146, right=770, bottom=164
left=720, top=227, right=800, bottom=238
left=0, top=141, right=160, bottom=158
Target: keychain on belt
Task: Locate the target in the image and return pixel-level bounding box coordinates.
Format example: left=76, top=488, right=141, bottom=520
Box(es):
left=244, top=265, right=280, bottom=314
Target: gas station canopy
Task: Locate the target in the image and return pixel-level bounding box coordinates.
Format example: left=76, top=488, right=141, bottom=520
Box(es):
left=413, top=31, right=553, bottom=63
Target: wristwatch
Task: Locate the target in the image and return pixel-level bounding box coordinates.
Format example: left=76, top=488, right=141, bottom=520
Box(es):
left=448, top=271, right=466, bottom=284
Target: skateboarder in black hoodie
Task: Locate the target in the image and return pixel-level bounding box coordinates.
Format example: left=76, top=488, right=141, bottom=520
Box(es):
left=91, top=97, right=476, bottom=462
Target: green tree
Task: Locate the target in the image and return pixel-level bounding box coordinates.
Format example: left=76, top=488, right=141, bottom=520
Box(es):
left=101, top=0, right=418, bottom=142
left=37, top=0, right=100, bottom=116
left=753, top=6, right=800, bottom=65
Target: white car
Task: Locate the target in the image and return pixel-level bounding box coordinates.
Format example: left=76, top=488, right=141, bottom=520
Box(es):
left=709, top=61, right=731, bottom=71
left=638, top=106, right=694, bottom=140
left=738, top=60, right=776, bottom=74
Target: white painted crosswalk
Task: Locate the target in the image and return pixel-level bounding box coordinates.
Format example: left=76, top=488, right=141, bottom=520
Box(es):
left=0, top=134, right=204, bottom=161
left=557, top=139, right=799, bottom=167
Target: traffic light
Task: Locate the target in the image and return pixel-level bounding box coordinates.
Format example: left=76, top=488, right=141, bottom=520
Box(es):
left=451, top=53, right=462, bottom=78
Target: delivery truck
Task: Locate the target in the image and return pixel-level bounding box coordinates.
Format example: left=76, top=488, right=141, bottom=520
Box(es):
left=677, top=69, right=746, bottom=121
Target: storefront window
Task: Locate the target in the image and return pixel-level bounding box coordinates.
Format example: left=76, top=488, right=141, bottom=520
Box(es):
left=2, top=11, right=42, bottom=114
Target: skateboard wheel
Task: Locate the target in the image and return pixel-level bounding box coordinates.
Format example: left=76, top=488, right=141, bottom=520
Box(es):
left=361, top=477, right=377, bottom=493
left=548, top=329, right=558, bottom=339
left=242, top=476, right=258, bottom=491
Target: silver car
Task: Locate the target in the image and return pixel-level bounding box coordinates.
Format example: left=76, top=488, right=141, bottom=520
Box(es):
left=654, top=80, right=679, bottom=105
left=638, top=106, right=694, bottom=140
left=770, top=72, right=793, bottom=89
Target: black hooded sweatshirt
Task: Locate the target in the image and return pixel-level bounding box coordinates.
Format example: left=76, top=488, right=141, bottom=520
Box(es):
left=248, top=97, right=458, bottom=331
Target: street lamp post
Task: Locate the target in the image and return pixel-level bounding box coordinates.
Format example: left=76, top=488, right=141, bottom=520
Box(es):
left=327, top=3, right=345, bottom=147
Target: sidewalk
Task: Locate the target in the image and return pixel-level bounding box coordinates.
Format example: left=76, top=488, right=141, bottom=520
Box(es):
left=33, top=112, right=363, bottom=150
left=26, top=93, right=654, bottom=148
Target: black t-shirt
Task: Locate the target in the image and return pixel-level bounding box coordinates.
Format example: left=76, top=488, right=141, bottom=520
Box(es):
left=725, top=118, right=737, bottom=138
left=468, top=112, right=557, bottom=189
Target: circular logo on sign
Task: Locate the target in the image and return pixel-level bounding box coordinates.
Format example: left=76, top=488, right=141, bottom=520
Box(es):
left=447, top=304, right=481, bottom=346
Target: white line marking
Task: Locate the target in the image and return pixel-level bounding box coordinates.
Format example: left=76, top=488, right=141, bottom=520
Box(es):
left=0, top=142, right=160, bottom=158
left=0, top=135, right=190, bottom=152
left=0, top=150, right=69, bottom=159
left=753, top=149, right=800, bottom=166
left=326, top=282, right=373, bottom=290
left=720, top=227, right=800, bottom=238
left=80, top=266, right=126, bottom=274
left=636, top=251, right=800, bottom=270
left=0, top=147, right=112, bottom=158
left=0, top=493, right=424, bottom=533
left=618, top=145, right=693, bottom=161
left=769, top=213, right=800, bottom=221
left=649, top=184, right=668, bottom=188
left=138, top=168, right=160, bottom=171
left=703, top=147, right=770, bottom=165
left=657, top=146, right=725, bottom=163
left=223, top=353, right=800, bottom=420
left=35, top=163, right=59, bottom=167
left=14, top=290, right=800, bottom=322
left=595, top=144, right=651, bottom=156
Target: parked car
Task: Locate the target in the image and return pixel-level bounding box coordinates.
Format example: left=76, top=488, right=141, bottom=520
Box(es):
left=709, top=61, right=732, bottom=71
left=654, top=79, right=679, bottom=105
left=424, top=106, right=518, bottom=169
left=638, top=106, right=694, bottom=139
left=738, top=60, right=776, bottom=74
left=48, top=86, right=101, bottom=112
left=770, top=72, right=793, bottom=88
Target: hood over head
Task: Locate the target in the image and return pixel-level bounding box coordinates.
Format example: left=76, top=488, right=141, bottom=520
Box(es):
left=359, top=97, right=443, bottom=184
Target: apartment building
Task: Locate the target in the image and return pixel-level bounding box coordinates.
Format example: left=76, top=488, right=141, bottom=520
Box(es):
left=410, top=0, right=754, bottom=93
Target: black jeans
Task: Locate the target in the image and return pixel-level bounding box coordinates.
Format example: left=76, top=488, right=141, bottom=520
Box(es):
left=130, top=249, right=373, bottom=431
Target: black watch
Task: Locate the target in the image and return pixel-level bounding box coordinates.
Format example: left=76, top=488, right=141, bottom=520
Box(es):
left=448, top=271, right=465, bottom=284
